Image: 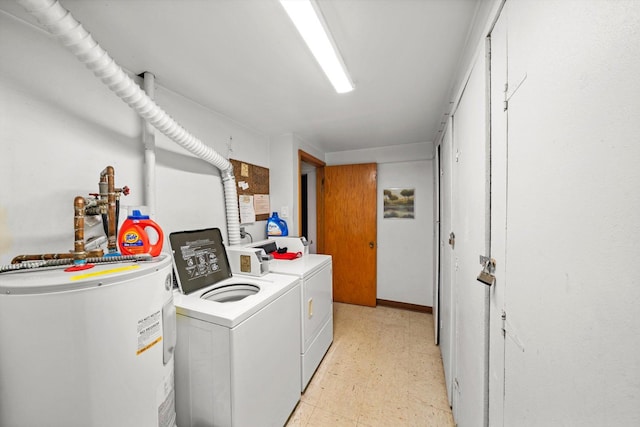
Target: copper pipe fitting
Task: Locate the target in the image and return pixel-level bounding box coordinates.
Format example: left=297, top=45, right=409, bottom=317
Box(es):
left=100, top=166, right=117, bottom=252
left=73, top=196, right=87, bottom=264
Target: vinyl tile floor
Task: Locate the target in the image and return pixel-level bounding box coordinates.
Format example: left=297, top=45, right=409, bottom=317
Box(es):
left=285, top=302, right=455, bottom=427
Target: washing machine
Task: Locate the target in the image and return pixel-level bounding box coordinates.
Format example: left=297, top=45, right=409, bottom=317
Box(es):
left=0, top=255, right=177, bottom=427
left=169, top=228, right=301, bottom=427
left=228, top=237, right=333, bottom=391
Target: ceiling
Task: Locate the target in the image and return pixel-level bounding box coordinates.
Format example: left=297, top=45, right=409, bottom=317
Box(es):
left=2, top=0, right=482, bottom=153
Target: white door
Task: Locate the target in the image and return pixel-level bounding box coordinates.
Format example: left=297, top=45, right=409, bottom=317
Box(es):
left=438, top=121, right=455, bottom=402
left=499, top=1, right=640, bottom=425
left=451, top=47, right=489, bottom=426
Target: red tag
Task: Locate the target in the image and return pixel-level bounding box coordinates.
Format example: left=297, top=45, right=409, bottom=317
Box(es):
left=272, top=252, right=302, bottom=260
left=64, top=264, right=95, bottom=272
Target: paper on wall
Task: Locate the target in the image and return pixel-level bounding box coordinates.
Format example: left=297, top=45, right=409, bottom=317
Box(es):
left=239, top=195, right=256, bottom=224
left=253, top=194, right=270, bottom=215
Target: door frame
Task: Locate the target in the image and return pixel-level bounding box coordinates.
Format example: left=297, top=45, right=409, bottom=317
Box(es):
left=434, top=144, right=442, bottom=344
left=298, top=150, right=325, bottom=253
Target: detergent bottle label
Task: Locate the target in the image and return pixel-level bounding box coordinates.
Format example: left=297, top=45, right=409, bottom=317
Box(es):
left=123, top=229, right=144, bottom=247
left=267, top=221, right=283, bottom=236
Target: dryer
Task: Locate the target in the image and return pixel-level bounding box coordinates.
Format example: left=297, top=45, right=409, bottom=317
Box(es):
left=229, top=237, right=333, bottom=391
left=169, top=228, right=301, bottom=427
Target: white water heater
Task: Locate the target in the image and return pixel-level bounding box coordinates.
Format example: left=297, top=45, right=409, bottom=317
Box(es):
left=0, top=255, right=177, bottom=427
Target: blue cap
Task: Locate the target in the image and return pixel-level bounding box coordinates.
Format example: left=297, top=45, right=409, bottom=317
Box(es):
left=128, top=209, right=149, bottom=219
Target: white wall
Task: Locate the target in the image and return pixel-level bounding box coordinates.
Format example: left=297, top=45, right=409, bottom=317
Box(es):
left=152, top=85, right=270, bottom=242
left=377, top=161, right=433, bottom=306
left=268, top=134, right=296, bottom=235
left=0, top=10, right=269, bottom=264
left=326, top=142, right=435, bottom=307
left=325, top=141, right=434, bottom=165
left=268, top=132, right=325, bottom=237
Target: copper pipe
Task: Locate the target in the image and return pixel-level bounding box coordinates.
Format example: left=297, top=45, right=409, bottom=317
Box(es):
left=73, top=196, right=87, bottom=264
left=12, top=253, right=73, bottom=264
left=100, top=166, right=117, bottom=252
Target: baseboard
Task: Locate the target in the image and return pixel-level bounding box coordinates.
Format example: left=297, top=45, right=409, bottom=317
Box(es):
left=376, top=299, right=432, bottom=313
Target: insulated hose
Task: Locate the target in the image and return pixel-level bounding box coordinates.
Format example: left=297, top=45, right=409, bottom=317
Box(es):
left=18, top=0, right=242, bottom=245
left=0, top=254, right=153, bottom=274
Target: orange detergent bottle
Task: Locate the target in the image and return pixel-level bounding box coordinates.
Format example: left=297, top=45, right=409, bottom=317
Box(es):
left=118, top=210, right=164, bottom=257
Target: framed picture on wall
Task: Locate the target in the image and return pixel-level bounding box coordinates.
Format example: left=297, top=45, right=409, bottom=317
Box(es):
left=383, top=188, right=415, bottom=219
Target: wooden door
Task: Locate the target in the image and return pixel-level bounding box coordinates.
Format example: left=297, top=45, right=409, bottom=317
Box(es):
left=323, top=163, right=377, bottom=306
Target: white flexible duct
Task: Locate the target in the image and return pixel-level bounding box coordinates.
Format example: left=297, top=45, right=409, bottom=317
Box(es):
left=18, top=0, right=242, bottom=245
left=142, top=72, right=157, bottom=218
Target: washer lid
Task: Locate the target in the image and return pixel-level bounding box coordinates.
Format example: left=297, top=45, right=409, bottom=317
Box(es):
left=169, top=228, right=232, bottom=295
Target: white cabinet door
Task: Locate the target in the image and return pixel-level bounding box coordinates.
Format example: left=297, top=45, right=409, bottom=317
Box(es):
left=451, top=46, right=489, bottom=426
left=501, top=1, right=640, bottom=425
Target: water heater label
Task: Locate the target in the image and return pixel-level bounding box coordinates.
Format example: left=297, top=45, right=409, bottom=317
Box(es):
left=137, top=310, right=162, bottom=355
left=157, top=366, right=176, bottom=427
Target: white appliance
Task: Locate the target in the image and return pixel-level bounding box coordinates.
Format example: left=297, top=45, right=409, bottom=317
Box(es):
left=0, top=255, right=177, bottom=427
left=169, top=228, right=301, bottom=427
left=238, top=237, right=333, bottom=391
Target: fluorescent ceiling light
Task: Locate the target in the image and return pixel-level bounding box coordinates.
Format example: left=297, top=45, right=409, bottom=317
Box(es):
left=280, top=0, right=354, bottom=93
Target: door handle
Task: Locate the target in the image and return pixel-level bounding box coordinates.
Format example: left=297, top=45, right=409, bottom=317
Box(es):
left=369, top=241, right=375, bottom=249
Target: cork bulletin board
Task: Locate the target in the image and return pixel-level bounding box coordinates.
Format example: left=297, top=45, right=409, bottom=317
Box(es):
left=230, top=159, right=270, bottom=221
